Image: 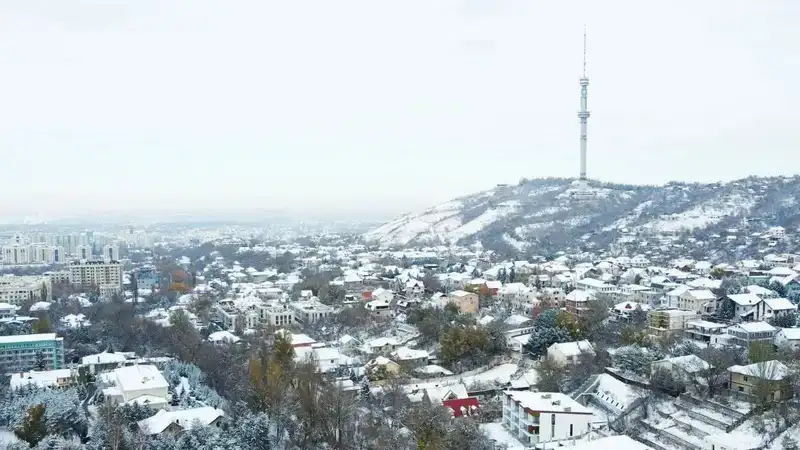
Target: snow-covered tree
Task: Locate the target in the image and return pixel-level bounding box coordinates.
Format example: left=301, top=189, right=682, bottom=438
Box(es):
left=232, top=412, right=272, bottom=450
left=524, top=326, right=571, bottom=357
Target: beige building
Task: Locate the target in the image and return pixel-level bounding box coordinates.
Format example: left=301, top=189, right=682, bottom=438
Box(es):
left=444, top=290, right=479, bottom=314
left=259, top=304, right=294, bottom=327
left=648, top=309, right=699, bottom=336
left=0, top=275, right=50, bottom=306
left=728, top=361, right=791, bottom=403
left=68, top=260, right=124, bottom=295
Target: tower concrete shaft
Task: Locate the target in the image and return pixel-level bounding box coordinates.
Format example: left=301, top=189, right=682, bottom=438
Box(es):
left=578, top=28, right=590, bottom=181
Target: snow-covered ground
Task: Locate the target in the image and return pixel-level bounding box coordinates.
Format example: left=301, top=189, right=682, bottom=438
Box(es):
left=480, top=423, right=526, bottom=450
left=640, top=194, right=755, bottom=233
left=0, top=429, right=19, bottom=445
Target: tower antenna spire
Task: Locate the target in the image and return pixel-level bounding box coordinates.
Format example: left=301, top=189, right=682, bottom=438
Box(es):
left=582, top=25, right=587, bottom=77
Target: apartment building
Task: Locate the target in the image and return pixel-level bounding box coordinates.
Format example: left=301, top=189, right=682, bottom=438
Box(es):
left=291, top=300, right=334, bottom=324
left=75, top=245, right=93, bottom=260
left=0, top=333, right=65, bottom=372
left=502, top=391, right=593, bottom=446
left=260, top=304, right=294, bottom=327
left=68, top=260, right=124, bottom=295
left=726, top=322, right=777, bottom=348
left=102, top=245, right=120, bottom=262
left=684, top=320, right=728, bottom=344
left=648, top=309, right=699, bottom=336
left=0, top=275, right=50, bottom=306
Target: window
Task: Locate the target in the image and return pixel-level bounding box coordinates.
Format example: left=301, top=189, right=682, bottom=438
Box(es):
left=738, top=386, right=744, bottom=392
left=570, top=424, right=573, bottom=437
left=743, top=376, right=748, bottom=382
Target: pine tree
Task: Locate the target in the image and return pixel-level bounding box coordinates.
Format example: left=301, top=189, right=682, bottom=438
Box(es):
left=359, top=379, right=371, bottom=403
left=14, top=404, right=47, bottom=447
left=34, top=351, right=46, bottom=371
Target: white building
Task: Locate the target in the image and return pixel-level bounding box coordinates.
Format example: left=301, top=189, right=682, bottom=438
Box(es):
left=102, top=245, right=120, bottom=262
left=502, top=391, right=593, bottom=446
left=290, top=299, right=334, bottom=324
left=678, top=289, right=717, bottom=314
left=0, top=275, right=50, bottom=306
left=259, top=304, right=294, bottom=327
left=547, top=340, right=595, bottom=365
left=138, top=406, right=225, bottom=435
left=68, top=260, right=124, bottom=295
left=101, top=364, right=169, bottom=408
left=75, top=244, right=93, bottom=260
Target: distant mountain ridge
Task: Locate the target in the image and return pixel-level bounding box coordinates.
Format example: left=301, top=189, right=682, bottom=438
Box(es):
left=363, top=176, right=800, bottom=259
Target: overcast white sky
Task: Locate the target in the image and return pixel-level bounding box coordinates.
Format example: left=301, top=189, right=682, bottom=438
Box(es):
left=1, top=0, right=798, bottom=219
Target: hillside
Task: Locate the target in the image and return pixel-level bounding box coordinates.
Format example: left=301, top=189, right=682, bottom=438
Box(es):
left=363, top=176, right=800, bottom=260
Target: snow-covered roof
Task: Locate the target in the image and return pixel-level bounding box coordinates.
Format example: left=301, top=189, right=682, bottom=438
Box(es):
left=0, top=333, right=59, bottom=344
left=765, top=297, right=796, bottom=312
left=655, top=354, right=710, bottom=373
left=548, top=340, right=594, bottom=358
left=391, top=346, right=429, bottom=361
left=81, top=351, right=127, bottom=366
left=10, top=369, right=73, bottom=390
left=504, top=391, right=592, bottom=414
left=567, top=436, right=653, bottom=450
left=728, top=293, right=763, bottom=307
left=731, top=321, right=776, bottom=334
left=728, top=360, right=789, bottom=380
left=138, top=407, right=225, bottom=435
left=208, top=331, right=241, bottom=343
left=777, top=327, right=800, bottom=341
left=114, top=365, right=169, bottom=393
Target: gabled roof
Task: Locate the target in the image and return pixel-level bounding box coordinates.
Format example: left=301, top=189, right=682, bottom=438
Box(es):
left=138, top=407, right=224, bottom=435
left=728, top=293, right=763, bottom=307
left=728, top=360, right=789, bottom=380
left=764, top=297, right=797, bottom=312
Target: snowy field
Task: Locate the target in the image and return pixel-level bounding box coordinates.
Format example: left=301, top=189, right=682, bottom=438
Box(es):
left=480, top=423, right=525, bottom=450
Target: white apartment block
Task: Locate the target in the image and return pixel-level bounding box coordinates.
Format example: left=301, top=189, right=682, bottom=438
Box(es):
left=260, top=304, right=294, bottom=327
left=76, top=245, right=93, bottom=260
left=291, top=300, right=334, bottom=325
left=102, top=245, right=120, bottom=262
left=68, top=260, right=123, bottom=295
left=502, top=391, right=593, bottom=446
left=0, top=275, right=50, bottom=306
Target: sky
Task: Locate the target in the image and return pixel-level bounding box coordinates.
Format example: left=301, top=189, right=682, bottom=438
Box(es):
left=0, top=0, right=798, bottom=220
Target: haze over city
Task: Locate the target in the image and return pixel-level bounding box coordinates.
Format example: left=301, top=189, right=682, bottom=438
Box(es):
left=0, top=0, right=797, bottom=220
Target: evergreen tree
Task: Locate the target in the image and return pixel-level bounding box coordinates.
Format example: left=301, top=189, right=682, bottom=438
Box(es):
left=524, top=326, right=571, bottom=357
left=716, top=297, right=735, bottom=320
left=770, top=311, right=798, bottom=328
left=769, top=281, right=788, bottom=298
left=14, top=404, right=48, bottom=447
left=359, top=379, right=371, bottom=403
left=233, top=412, right=272, bottom=450
left=34, top=351, right=46, bottom=371
left=508, top=267, right=516, bottom=283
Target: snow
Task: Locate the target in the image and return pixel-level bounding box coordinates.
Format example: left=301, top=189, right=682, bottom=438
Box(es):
left=594, top=374, right=645, bottom=408
left=503, top=233, right=528, bottom=251
left=0, top=429, right=19, bottom=445
left=480, top=423, right=525, bottom=450
left=641, top=194, right=755, bottom=233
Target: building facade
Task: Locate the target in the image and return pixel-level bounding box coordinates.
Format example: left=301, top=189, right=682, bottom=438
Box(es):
left=0, top=275, right=50, bottom=306
left=68, top=260, right=124, bottom=295
left=0, top=333, right=65, bottom=372
left=502, top=391, right=593, bottom=446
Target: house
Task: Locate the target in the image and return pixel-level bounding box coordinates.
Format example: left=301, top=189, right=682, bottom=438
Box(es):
left=365, top=299, right=393, bottom=319
left=612, top=301, right=650, bottom=321
left=648, top=309, right=699, bottom=336
left=365, top=356, right=401, bottom=377
left=10, top=369, right=74, bottom=390
left=774, top=327, right=800, bottom=351
left=726, top=293, right=766, bottom=321
left=650, top=355, right=710, bottom=383
left=575, top=278, right=615, bottom=294
left=276, top=330, right=317, bottom=348
left=138, top=406, right=226, bottom=436
left=444, top=290, right=479, bottom=314
left=502, top=391, right=593, bottom=446
left=207, top=330, right=241, bottom=344
left=101, top=365, right=170, bottom=408
left=684, top=320, right=728, bottom=343
left=726, top=322, right=777, bottom=348
left=81, top=351, right=128, bottom=374
left=565, top=290, right=595, bottom=317
left=763, top=298, right=797, bottom=320
left=366, top=337, right=400, bottom=354
left=678, top=289, right=717, bottom=314
left=409, top=383, right=479, bottom=417
left=547, top=340, right=594, bottom=365
left=727, top=360, right=791, bottom=402
left=665, top=285, right=690, bottom=309
left=405, top=279, right=425, bottom=298
left=370, top=287, right=394, bottom=303
left=390, top=346, right=429, bottom=367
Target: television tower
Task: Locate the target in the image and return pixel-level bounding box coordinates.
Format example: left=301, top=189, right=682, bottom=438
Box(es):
left=578, top=26, right=590, bottom=181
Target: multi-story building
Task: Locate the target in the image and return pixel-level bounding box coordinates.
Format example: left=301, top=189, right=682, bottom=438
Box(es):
left=44, top=270, right=71, bottom=285
left=442, top=290, right=479, bottom=314
left=648, top=309, right=699, bottom=336
left=0, top=333, right=65, bottom=372
left=726, top=322, right=777, bottom=348
left=1, top=244, right=32, bottom=265
left=502, top=391, right=593, bottom=446
left=565, top=290, right=595, bottom=317
left=68, top=260, right=123, bottom=295
left=259, top=304, right=294, bottom=327
left=0, top=275, right=50, bottom=306
left=75, top=245, right=93, bottom=260
left=684, top=320, right=728, bottom=344
left=291, top=299, right=334, bottom=324
left=134, top=265, right=161, bottom=290
left=30, top=245, right=65, bottom=264
left=102, top=245, right=120, bottom=262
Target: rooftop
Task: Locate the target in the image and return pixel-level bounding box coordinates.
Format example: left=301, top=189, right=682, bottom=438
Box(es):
left=0, top=333, right=60, bottom=345
left=504, top=391, right=592, bottom=415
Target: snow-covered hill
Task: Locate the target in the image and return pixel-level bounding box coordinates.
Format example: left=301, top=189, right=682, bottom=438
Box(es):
left=364, top=176, right=800, bottom=257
